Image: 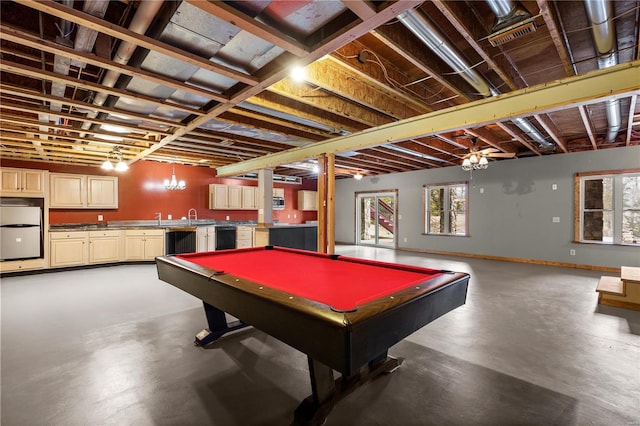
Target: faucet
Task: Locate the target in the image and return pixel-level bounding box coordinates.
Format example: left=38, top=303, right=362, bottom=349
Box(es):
left=187, top=208, right=198, bottom=226
left=155, top=212, right=162, bottom=226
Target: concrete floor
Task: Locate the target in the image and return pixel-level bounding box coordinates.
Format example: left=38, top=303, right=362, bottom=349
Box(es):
left=1, top=246, right=639, bottom=425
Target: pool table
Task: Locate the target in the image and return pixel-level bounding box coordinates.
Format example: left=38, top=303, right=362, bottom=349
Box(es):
left=156, top=246, right=469, bottom=425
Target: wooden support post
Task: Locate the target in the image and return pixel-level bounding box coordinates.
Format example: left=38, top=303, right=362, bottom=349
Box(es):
left=326, top=153, right=335, bottom=254
left=317, top=155, right=327, bottom=253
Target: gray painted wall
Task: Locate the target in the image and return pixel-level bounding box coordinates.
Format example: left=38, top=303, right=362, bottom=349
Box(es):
left=335, top=146, right=640, bottom=269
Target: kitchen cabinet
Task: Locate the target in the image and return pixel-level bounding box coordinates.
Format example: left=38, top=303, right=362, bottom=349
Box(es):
left=0, top=258, right=47, bottom=273
left=242, top=186, right=258, bottom=210
left=88, top=230, right=122, bottom=264
left=209, top=184, right=229, bottom=209
left=236, top=226, right=254, bottom=248
left=0, top=167, right=46, bottom=197
left=50, top=231, right=88, bottom=267
left=273, top=187, right=285, bottom=198
left=228, top=185, right=242, bottom=209
left=196, top=226, right=216, bottom=252
left=87, top=176, right=118, bottom=208
left=50, top=173, right=118, bottom=209
left=209, top=184, right=258, bottom=210
left=124, top=229, right=165, bottom=260
left=298, top=190, right=318, bottom=211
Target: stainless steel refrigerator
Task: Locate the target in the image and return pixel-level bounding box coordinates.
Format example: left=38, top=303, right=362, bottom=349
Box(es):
left=0, top=206, right=42, bottom=261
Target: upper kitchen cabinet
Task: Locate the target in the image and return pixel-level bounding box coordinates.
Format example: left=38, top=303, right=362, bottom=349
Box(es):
left=0, top=167, right=46, bottom=197
left=50, top=173, right=118, bottom=209
left=209, top=184, right=256, bottom=210
left=298, top=190, right=318, bottom=211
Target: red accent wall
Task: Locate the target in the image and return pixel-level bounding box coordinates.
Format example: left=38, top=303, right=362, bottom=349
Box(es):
left=1, top=159, right=318, bottom=225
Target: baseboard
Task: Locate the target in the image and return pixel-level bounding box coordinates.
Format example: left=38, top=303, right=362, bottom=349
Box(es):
left=335, top=242, right=620, bottom=273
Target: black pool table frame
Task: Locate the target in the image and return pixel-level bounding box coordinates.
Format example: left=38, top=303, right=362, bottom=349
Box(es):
left=156, top=249, right=469, bottom=425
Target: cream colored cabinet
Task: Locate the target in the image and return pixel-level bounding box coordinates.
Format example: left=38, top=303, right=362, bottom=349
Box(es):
left=209, top=184, right=229, bottom=209
left=228, top=185, right=242, bottom=209
left=124, top=229, right=165, bottom=261
left=236, top=226, right=254, bottom=248
left=196, top=226, right=216, bottom=252
left=254, top=228, right=269, bottom=247
left=298, top=190, right=318, bottom=211
left=241, top=186, right=257, bottom=210
left=0, top=167, right=46, bottom=197
left=87, top=176, right=118, bottom=208
left=50, top=231, right=88, bottom=267
left=209, top=184, right=258, bottom=210
left=50, top=173, right=118, bottom=209
left=88, top=230, right=122, bottom=264
left=273, top=188, right=285, bottom=198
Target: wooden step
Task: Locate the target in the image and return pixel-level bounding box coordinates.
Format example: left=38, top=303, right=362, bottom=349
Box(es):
left=595, top=276, right=625, bottom=296
left=621, top=266, right=640, bottom=284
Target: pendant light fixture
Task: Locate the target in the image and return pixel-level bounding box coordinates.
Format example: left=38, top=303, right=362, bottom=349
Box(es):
left=101, top=147, right=128, bottom=172
left=164, top=159, right=186, bottom=190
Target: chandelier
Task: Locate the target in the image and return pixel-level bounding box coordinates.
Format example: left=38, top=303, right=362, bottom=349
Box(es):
left=164, top=160, right=186, bottom=190
left=461, top=153, right=488, bottom=171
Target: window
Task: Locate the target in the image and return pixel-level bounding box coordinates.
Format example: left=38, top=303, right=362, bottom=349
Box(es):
left=576, top=170, right=640, bottom=245
left=424, top=182, right=468, bottom=235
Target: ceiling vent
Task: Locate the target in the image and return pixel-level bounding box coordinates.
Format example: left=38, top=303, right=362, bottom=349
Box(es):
left=488, top=16, right=537, bottom=47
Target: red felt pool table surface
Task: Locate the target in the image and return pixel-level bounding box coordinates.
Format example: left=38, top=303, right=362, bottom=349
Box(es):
left=177, top=246, right=444, bottom=311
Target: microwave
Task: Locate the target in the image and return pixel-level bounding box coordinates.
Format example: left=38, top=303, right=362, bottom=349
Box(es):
left=273, top=196, right=285, bottom=210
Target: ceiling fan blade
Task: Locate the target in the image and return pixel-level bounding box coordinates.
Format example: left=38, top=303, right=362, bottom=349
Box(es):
left=479, top=147, right=499, bottom=155
left=487, top=152, right=517, bottom=158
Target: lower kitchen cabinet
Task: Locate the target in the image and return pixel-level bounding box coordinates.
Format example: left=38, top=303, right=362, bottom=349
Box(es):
left=196, top=226, right=216, bottom=252
left=236, top=226, right=254, bottom=248
left=50, top=231, right=88, bottom=267
left=124, top=229, right=165, bottom=260
left=88, top=230, right=122, bottom=264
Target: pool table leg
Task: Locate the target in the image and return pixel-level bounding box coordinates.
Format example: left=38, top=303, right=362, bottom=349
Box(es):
left=292, top=353, right=402, bottom=426
left=194, top=302, right=249, bottom=346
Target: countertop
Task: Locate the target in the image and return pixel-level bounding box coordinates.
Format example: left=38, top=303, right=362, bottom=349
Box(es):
left=48, top=220, right=317, bottom=232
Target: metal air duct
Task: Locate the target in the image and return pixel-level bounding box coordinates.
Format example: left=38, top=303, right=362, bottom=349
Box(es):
left=584, top=0, right=621, bottom=142
left=398, top=8, right=554, bottom=148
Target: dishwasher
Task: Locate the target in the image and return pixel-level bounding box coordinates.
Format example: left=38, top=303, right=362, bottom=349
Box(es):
left=165, top=228, right=197, bottom=255
left=215, top=226, right=237, bottom=250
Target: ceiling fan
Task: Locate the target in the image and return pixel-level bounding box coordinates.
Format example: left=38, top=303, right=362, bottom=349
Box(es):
left=461, top=137, right=516, bottom=171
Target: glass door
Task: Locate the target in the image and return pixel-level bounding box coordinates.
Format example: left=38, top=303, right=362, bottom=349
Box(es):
left=356, top=192, right=396, bottom=248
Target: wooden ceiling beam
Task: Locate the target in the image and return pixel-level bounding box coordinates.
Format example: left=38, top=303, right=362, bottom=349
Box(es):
left=370, top=25, right=470, bottom=105
left=411, top=137, right=464, bottom=159
left=248, top=92, right=366, bottom=134
left=342, top=0, right=377, bottom=20
left=0, top=103, right=170, bottom=138
left=221, top=110, right=325, bottom=141
left=0, top=59, right=205, bottom=117
left=464, top=127, right=516, bottom=154
left=215, top=60, right=640, bottom=175
left=626, top=94, right=638, bottom=146
left=0, top=121, right=154, bottom=146
left=397, top=140, right=457, bottom=165
left=14, top=0, right=259, bottom=86
left=0, top=83, right=185, bottom=130
left=431, top=0, right=520, bottom=91
left=184, top=0, right=308, bottom=57
left=578, top=105, right=598, bottom=150
left=534, top=114, right=569, bottom=153
left=536, top=0, right=576, bottom=77
left=0, top=24, right=228, bottom=103
left=267, top=79, right=390, bottom=127
left=496, top=122, right=541, bottom=155
left=128, top=0, right=424, bottom=163
left=369, top=147, right=440, bottom=169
